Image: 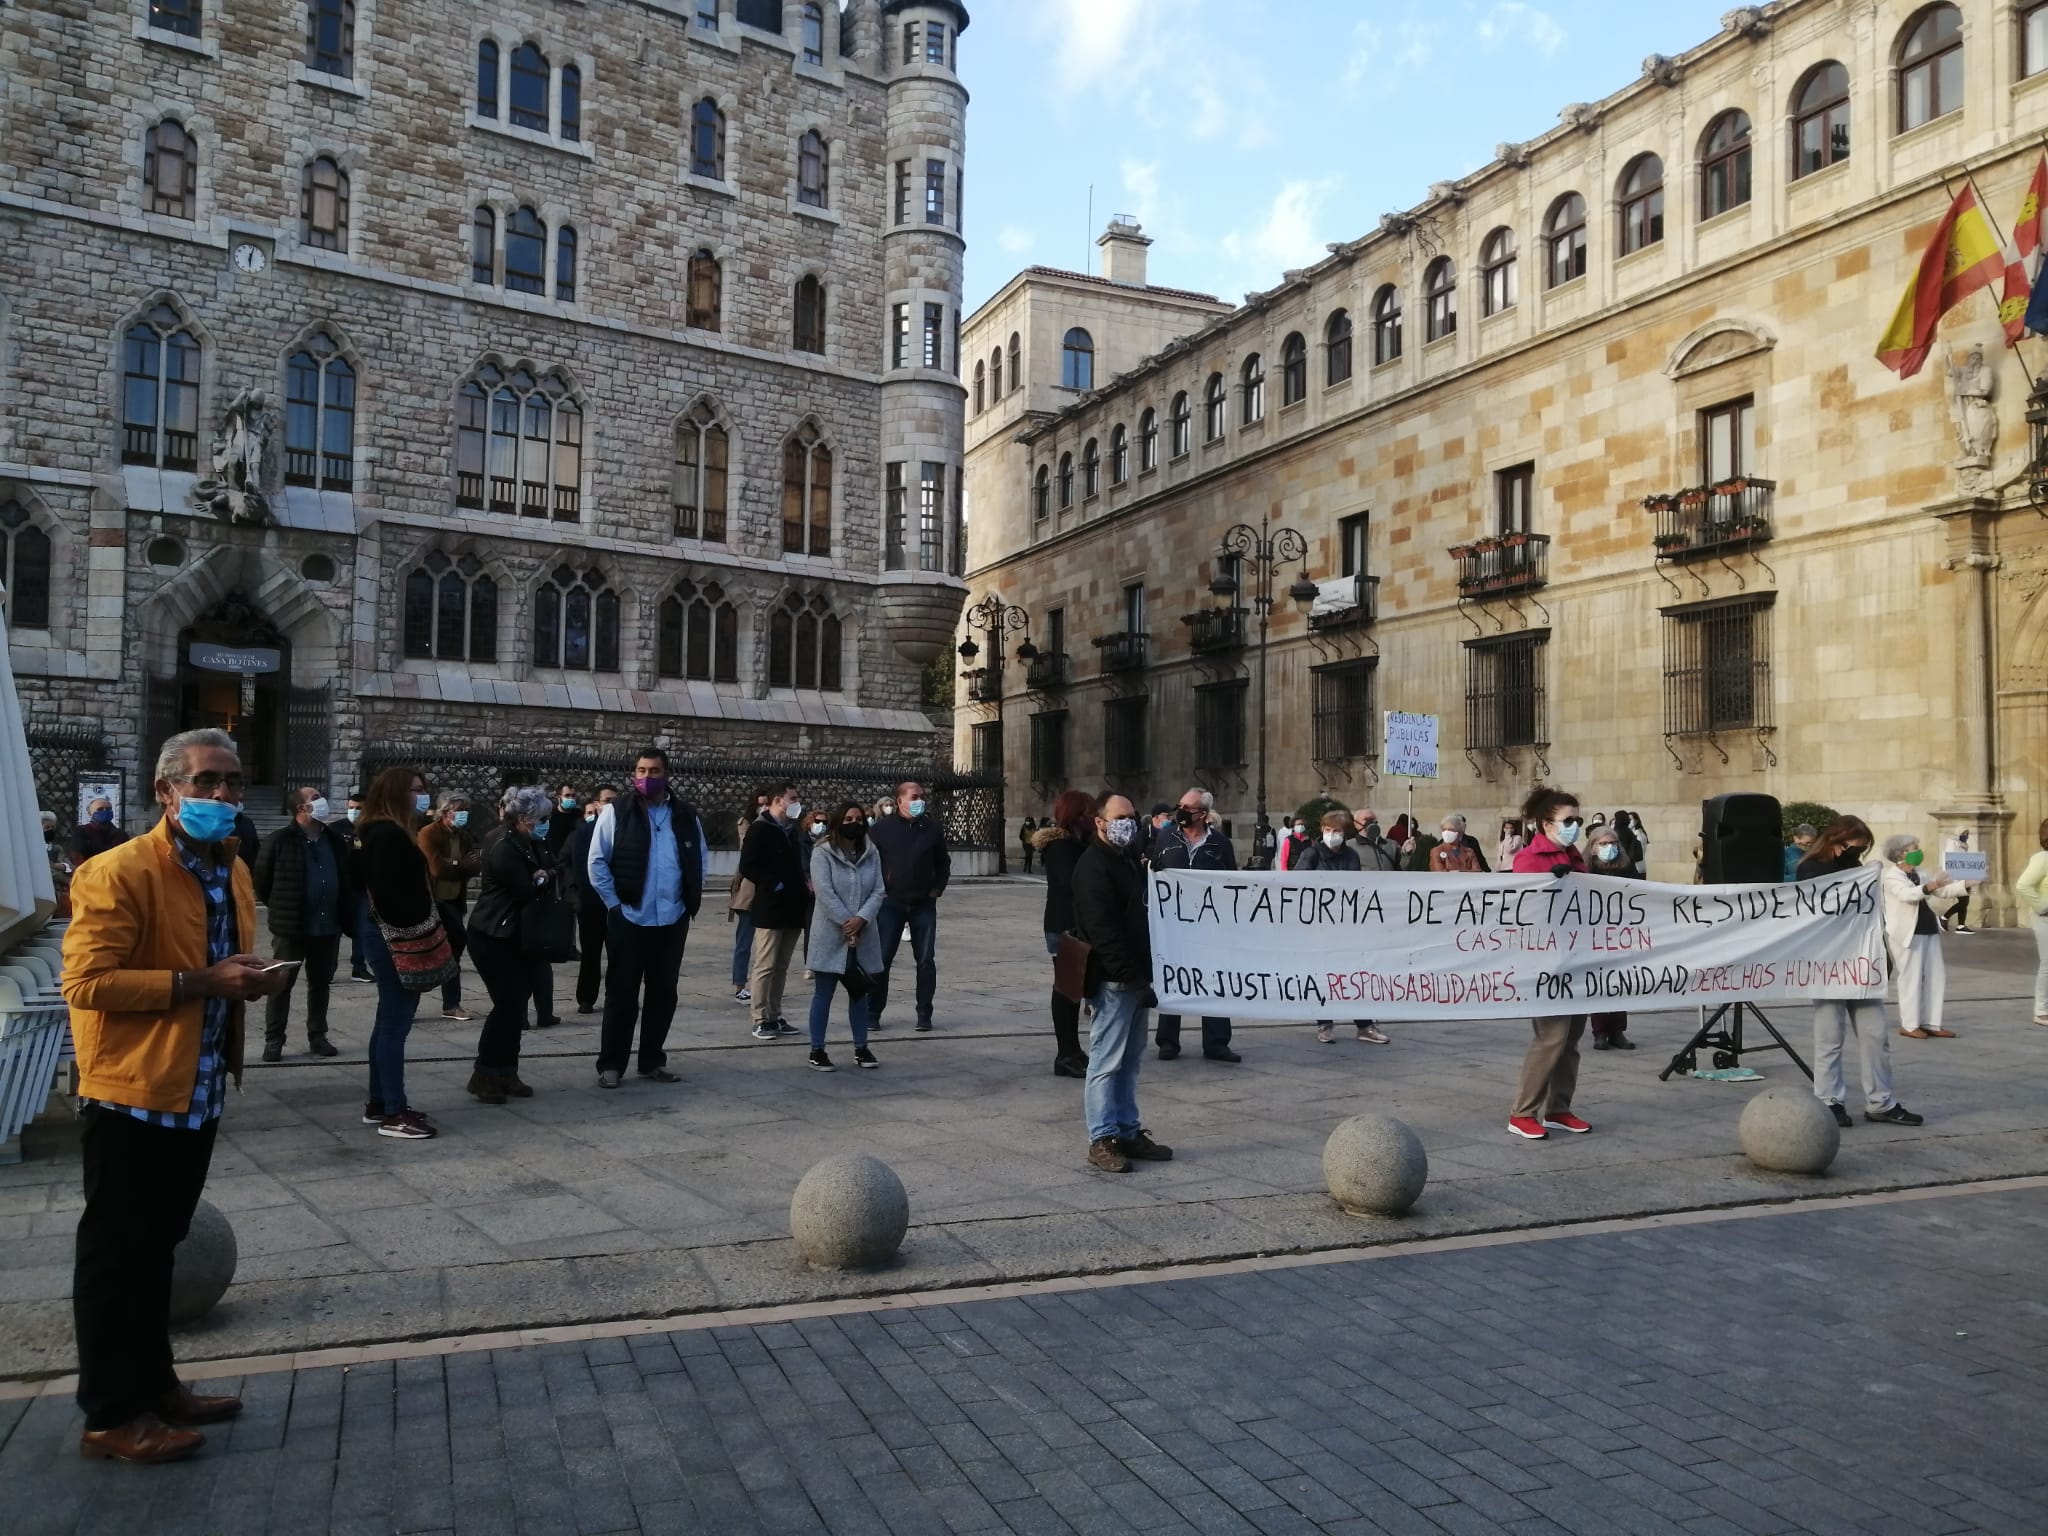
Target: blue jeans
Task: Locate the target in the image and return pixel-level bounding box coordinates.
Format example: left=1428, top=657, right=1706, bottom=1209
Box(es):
left=808, top=971, right=870, bottom=1050
left=1084, top=983, right=1148, bottom=1144
left=872, top=897, right=938, bottom=1024
left=731, top=911, right=756, bottom=989
left=360, top=916, right=422, bottom=1116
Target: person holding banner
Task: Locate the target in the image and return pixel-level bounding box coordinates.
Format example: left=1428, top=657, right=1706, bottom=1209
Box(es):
left=1296, top=810, right=1390, bottom=1046
left=1071, top=793, right=1171, bottom=1172
left=1584, top=825, right=1640, bottom=1052
left=1507, top=786, right=1593, bottom=1140
left=1880, top=834, right=1956, bottom=1040
left=1151, top=788, right=1241, bottom=1062
left=2014, top=819, right=2048, bottom=1025
left=1429, top=814, right=1486, bottom=873
left=1796, top=819, right=1922, bottom=1129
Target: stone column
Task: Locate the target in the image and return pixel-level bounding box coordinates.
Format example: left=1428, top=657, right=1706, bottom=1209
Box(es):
left=1930, top=494, right=2014, bottom=925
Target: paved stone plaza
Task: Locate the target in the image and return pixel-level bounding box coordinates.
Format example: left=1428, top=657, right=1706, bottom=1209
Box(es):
left=4, top=882, right=2046, bottom=1389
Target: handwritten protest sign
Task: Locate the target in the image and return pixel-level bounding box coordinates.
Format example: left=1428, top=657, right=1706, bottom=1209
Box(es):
left=1148, top=866, right=1884, bottom=1022
left=1383, top=712, right=1438, bottom=779
left=1941, top=851, right=1987, bottom=882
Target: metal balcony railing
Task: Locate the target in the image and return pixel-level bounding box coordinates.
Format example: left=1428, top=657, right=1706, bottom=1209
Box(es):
left=964, top=665, right=1004, bottom=704
left=1642, top=478, right=1775, bottom=561
left=1306, top=573, right=1381, bottom=631
left=1450, top=532, right=1550, bottom=597
left=1181, top=605, right=1247, bottom=655
left=1025, top=651, right=1070, bottom=690
left=1093, top=631, right=1149, bottom=673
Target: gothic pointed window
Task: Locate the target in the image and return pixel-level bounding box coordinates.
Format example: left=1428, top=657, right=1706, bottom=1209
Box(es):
left=284, top=332, right=355, bottom=490
left=781, top=422, right=832, bottom=555
left=800, top=2, right=824, bottom=64
left=471, top=205, right=496, bottom=284
left=453, top=360, right=581, bottom=519
left=768, top=591, right=842, bottom=691
left=305, top=0, right=354, bottom=77
left=504, top=205, right=546, bottom=294
left=476, top=39, right=499, bottom=116
left=402, top=550, right=497, bottom=661
left=793, top=274, right=826, bottom=353
left=0, top=501, right=51, bottom=631
left=691, top=97, right=726, bottom=180
left=555, top=224, right=577, bottom=302
left=121, top=304, right=200, bottom=471
left=510, top=42, right=550, bottom=131
left=672, top=400, right=729, bottom=541
left=687, top=249, right=722, bottom=331
left=144, top=120, right=196, bottom=220
left=657, top=579, right=739, bottom=682
left=797, top=129, right=829, bottom=207
left=301, top=156, right=348, bottom=250
left=534, top=564, right=619, bottom=672
left=559, top=63, right=581, bottom=142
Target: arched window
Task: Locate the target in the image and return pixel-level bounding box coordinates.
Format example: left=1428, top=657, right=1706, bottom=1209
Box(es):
left=144, top=120, right=197, bottom=220
left=1898, top=6, right=1963, bottom=131
left=1793, top=61, right=1850, bottom=178
left=1480, top=228, right=1517, bottom=315
left=1202, top=373, right=1226, bottom=441
left=284, top=331, right=355, bottom=491
left=504, top=205, right=546, bottom=294
left=0, top=501, right=52, bottom=631
left=305, top=0, right=355, bottom=77
left=1081, top=438, right=1100, bottom=498
left=768, top=592, right=842, bottom=691
left=1007, top=332, right=1021, bottom=393
left=781, top=421, right=832, bottom=555
left=1170, top=391, right=1191, bottom=457
left=1033, top=465, right=1050, bottom=520
left=687, top=248, right=721, bottom=331
left=1700, top=111, right=1753, bottom=218
left=1324, top=309, right=1353, bottom=385
left=1371, top=284, right=1403, bottom=364
left=300, top=156, right=348, bottom=250
left=1109, top=424, right=1129, bottom=484
left=554, top=224, right=577, bottom=302
left=792, top=274, right=826, bottom=353
left=1239, top=354, right=1265, bottom=424
left=560, top=63, right=581, bottom=141
left=797, top=129, right=829, bottom=206
left=1423, top=258, right=1457, bottom=342
left=121, top=303, right=200, bottom=471
left=1062, top=327, right=1094, bottom=390
left=990, top=346, right=1004, bottom=400
left=657, top=578, right=739, bottom=682
left=402, top=551, right=498, bottom=662
left=800, top=2, right=825, bottom=64
left=691, top=97, right=726, bottom=180
left=452, top=361, right=581, bottom=519
left=476, top=39, right=499, bottom=117
left=1057, top=451, right=1074, bottom=508
left=1618, top=154, right=1664, bottom=254
left=509, top=42, right=549, bottom=130
left=972, top=360, right=985, bottom=414
left=672, top=399, right=729, bottom=541
left=533, top=564, right=619, bottom=672
left=471, top=205, right=496, bottom=284
left=1280, top=333, right=1307, bottom=405
left=1544, top=193, right=1587, bottom=287
left=1138, top=407, right=1158, bottom=471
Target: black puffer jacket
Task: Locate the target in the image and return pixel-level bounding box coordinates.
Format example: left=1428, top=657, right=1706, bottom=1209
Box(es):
left=738, top=814, right=809, bottom=931
left=253, top=822, right=356, bottom=937
left=1293, top=839, right=1361, bottom=873
left=1071, top=838, right=1151, bottom=987
left=469, top=830, right=553, bottom=941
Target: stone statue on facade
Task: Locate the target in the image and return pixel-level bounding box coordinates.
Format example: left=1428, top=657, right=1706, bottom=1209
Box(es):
left=1945, top=345, right=1998, bottom=492
left=192, top=388, right=275, bottom=526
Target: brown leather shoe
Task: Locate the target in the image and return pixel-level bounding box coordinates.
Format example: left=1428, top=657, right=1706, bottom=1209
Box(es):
left=1087, top=1136, right=1131, bottom=1173
left=79, top=1412, right=204, bottom=1463
left=155, top=1384, right=244, bottom=1426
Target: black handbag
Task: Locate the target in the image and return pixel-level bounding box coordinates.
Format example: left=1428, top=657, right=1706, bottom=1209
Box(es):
left=521, top=889, right=580, bottom=963
left=839, top=957, right=874, bottom=1001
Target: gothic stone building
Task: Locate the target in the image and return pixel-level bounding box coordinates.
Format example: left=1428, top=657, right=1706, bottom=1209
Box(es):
left=0, top=0, right=970, bottom=828
left=962, top=0, right=2048, bottom=923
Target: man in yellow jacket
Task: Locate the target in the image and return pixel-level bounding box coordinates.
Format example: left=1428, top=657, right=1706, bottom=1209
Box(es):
left=61, top=727, right=287, bottom=1464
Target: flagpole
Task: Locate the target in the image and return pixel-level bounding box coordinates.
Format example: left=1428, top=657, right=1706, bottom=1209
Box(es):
left=1948, top=166, right=2040, bottom=388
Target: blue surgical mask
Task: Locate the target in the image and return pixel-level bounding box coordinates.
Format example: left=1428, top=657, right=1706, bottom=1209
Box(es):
left=452, top=810, right=470, bottom=829
left=91, top=807, right=114, bottom=825
left=177, top=797, right=239, bottom=844
left=414, top=792, right=432, bottom=815
left=346, top=807, right=361, bottom=823
left=907, top=798, right=927, bottom=818
left=1555, top=820, right=1583, bottom=847
left=534, top=820, right=551, bottom=842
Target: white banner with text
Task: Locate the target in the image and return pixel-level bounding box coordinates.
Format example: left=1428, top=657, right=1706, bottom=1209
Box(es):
left=1148, top=867, right=1886, bottom=1021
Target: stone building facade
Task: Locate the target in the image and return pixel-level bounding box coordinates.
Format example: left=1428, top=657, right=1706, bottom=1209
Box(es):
left=960, top=0, right=2048, bottom=920
left=0, top=0, right=970, bottom=829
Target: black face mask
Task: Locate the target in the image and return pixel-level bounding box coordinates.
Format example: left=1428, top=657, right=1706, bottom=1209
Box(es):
left=842, top=823, right=868, bottom=850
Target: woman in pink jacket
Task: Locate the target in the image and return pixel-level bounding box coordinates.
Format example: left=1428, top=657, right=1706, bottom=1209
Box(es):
left=1508, top=784, right=1591, bottom=1141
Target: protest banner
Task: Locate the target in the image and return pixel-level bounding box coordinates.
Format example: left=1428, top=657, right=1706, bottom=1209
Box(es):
left=1148, top=866, right=1885, bottom=1022
left=1383, top=712, right=1438, bottom=779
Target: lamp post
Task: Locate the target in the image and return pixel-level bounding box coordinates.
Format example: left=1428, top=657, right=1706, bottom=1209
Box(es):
left=1209, top=513, right=1319, bottom=835
left=958, top=592, right=1035, bottom=874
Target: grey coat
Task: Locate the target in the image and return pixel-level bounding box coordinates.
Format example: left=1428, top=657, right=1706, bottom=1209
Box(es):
left=806, top=838, right=886, bottom=975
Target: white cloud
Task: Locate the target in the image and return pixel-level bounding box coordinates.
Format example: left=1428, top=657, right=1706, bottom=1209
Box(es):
left=1477, top=2, right=1565, bottom=57
left=1037, top=0, right=1156, bottom=94
left=997, top=224, right=1036, bottom=255
left=1120, top=160, right=1162, bottom=226
left=1344, top=15, right=1438, bottom=88
left=1219, top=179, right=1341, bottom=288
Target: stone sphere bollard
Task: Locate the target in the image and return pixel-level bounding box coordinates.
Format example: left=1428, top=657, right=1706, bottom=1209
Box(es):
left=1738, top=1086, right=1840, bottom=1175
left=169, top=1199, right=238, bottom=1324
left=790, top=1154, right=909, bottom=1270
left=1323, top=1115, right=1428, bottom=1216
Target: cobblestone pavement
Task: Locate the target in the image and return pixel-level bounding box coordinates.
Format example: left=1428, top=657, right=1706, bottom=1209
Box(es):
left=4, top=883, right=2047, bottom=1377
left=5, top=1184, right=2045, bottom=1535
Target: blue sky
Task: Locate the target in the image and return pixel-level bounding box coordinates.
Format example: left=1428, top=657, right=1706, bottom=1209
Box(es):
left=959, top=0, right=1745, bottom=311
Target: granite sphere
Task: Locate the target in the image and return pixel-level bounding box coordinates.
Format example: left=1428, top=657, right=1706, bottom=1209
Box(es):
left=169, top=1199, right=238, bottom=1324
left=1323, top=1115, right=1428, bottom=1216
left=790, top=1154, right=909, bottom=1269
left=1738, top=1086, right=1841, bottom=1175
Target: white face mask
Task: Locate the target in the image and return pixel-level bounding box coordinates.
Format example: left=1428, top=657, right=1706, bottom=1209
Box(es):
left=784, top=799, right=804, bottom=822
left=1321, top=830, right=1345, bottom=848
left=1439, top=828, right=1459, bottom=843
left=308, top=797, right=331, bottom=823
left=1293, top=823, right=1307, bottom=837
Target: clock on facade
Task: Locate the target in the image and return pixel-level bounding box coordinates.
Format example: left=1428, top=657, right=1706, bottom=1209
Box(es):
left=230, top=244, right=268, bottom=274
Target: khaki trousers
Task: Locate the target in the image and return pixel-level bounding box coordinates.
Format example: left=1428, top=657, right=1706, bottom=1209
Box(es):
left=749, top=927, right=801, bottom=1028
left=1511, top=1015, right=1585, bottom=1120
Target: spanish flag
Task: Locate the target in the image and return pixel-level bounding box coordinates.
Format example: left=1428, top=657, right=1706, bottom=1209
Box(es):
left=1876, top=184, right=2011, bottom=378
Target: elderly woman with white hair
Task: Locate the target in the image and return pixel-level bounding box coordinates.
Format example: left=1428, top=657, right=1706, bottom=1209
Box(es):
left=464, top=784, right=558, bottom=1103
left=1880, top=832, right=1956, bottom=1039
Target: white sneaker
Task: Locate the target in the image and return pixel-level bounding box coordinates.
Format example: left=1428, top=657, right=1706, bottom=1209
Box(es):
left=734, top=987, right=752, bottom=1001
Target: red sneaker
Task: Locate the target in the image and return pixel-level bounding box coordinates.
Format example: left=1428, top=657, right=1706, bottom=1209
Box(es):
left=1507, top=1116, right=1548, bottom=1140
left=1543, top=1112, right=1592, bottom=1134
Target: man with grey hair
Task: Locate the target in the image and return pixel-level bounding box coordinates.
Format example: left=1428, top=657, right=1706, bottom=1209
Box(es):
left=251, top=786, right=353, bottom=1060
left=868, top=778, right=951, bottom=1032
left=1150, top=786, right=1241, bottom=1062
left=62, top=728, right=289, bottom=1462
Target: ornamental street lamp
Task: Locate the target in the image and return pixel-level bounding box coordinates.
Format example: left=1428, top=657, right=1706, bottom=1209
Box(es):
left=958, top=592, right=1034, bottom=874
left=1209, top=513, right=1319, bottom=834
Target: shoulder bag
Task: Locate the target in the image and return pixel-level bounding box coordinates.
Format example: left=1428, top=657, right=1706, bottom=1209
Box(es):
left=373, top=897, right=458, bottom=994
left=521, top=884, right=580, bottom=963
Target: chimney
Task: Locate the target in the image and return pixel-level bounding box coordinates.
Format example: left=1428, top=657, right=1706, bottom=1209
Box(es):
left=1097, top=216, right=1151, bottom=287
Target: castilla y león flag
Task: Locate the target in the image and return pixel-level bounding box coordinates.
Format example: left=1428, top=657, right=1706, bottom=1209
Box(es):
left=1876, top=184, right=2013, bottom=378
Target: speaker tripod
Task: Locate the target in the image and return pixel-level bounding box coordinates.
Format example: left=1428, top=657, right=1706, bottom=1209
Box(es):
left=1657, top=1001, right=1813, bottom=1082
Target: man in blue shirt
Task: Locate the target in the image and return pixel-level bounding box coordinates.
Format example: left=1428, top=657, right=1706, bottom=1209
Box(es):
left=587, top=748, right=706, bottom=1089
left=252, top=786, right=354, bottom=1061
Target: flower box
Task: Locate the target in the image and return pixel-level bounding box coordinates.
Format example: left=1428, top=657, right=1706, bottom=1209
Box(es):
left=1448, top=543, right=1475, bottom=560
left=1474, top=537, right=1502, bottom=554
left=1501, top=531, right=1530, bottom=547
left=1653, top=532, right=1690, bottom=551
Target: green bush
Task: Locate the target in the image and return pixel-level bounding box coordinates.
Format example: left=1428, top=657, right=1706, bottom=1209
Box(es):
left=1291, top=795, right=1350, bottom=829
left=1779, top=800, right=1839, bottom=844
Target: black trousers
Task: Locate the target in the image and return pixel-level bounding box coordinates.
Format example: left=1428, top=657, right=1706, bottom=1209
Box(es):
left=263, top=932, right=341, bottom=1045
left=529, top=953, right=560, bottom=1028
left=436, top=898, right=468, bottom=1008
left=597, top=911, right=687, bottom=1074
left=468, top=929, right=529, bottom=1074
left=574, top=901, right=608, bottom=1010
left=1156, top=1013, right=1232, bottom=1052
left=74, top=1108, right=219, bottom=1430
